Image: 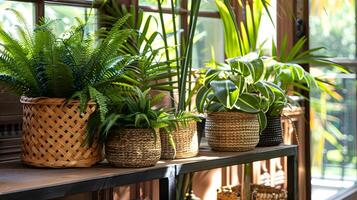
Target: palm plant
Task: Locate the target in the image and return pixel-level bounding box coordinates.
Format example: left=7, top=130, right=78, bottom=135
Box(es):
left=99, top=1, right=177, bottom=94
left=0, top=10, right=134, bottom=138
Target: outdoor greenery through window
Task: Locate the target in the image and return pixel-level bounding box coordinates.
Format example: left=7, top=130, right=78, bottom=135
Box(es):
left=0, top=2, right=34, bottom=38
left=309, top=0, right=357, bottom=199
left=45, top=4, right=97, bottom=36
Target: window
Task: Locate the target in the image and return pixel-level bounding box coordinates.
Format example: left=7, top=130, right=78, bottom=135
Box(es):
left=0, top=0, right=96, bottom=34
left=138, top=0, right=225, bottom=67
left=45, top=3, right=96, bottom=35
left=309, top=0, right=357, bottom=199
left=0, top=2, right=35, bottom=38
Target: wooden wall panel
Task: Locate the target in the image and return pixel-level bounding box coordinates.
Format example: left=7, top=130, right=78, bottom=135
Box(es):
left=0, top=86, right=22, bottom=163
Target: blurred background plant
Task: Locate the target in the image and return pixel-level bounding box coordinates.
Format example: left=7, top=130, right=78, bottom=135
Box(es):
left=309, top=0, right=357, bottom=198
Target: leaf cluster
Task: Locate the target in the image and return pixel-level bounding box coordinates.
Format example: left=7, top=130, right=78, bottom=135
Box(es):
left=196, top=52, right=287, bottom=131
left=0, top=10, right=137, bottom=143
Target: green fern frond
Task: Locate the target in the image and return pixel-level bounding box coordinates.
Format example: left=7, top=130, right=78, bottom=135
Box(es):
left=88, top=86, right=108, bottom=122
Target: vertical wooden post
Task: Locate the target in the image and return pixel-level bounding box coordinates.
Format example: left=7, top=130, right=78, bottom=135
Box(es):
left=241, top=163, right=252, bottom=200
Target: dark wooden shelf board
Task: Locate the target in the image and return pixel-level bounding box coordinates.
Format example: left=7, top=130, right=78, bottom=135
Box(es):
left=0, top=144, right=298, bottom=200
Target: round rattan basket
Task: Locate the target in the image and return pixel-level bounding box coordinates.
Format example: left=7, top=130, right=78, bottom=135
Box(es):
left=257, top=116, right=283, bottom=147
left=20, top=97, right=103, bottom=168
left=206, top=112, right=259, bottom=152
left=217, top=184, right=287, bottom=200
left=160, top=120, right=199, bottom=160
left=105, top=128, right=161, bottom=168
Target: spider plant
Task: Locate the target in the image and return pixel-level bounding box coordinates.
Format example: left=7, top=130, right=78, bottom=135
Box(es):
left=96, top=87, right=178, bottom=141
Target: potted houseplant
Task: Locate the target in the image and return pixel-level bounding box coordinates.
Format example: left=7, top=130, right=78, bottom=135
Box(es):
left=257, top=79, right=288, bottom=146
left=215, top=0, right=348, bottom=149
left=257, top=60, right=320, bottom=146
left=98, top=87, right=176, bottom=168
left=157, top=0, right=202, bottom=160
left=0, top=11, right=133, bottom=168
left=196, top=52, right=272, bottom=151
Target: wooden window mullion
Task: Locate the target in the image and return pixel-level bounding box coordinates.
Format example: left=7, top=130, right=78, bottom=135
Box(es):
left=35, top=0, right=45, bottom=24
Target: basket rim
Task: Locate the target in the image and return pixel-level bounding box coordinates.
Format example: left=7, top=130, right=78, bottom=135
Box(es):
left=207, top=111, right=257, bottom=118
left=110, top=127, right=159, bottom=133
left=20, top=96, right=96, bottom=105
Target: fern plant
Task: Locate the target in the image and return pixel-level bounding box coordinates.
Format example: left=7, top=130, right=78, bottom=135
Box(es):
left=0, top=10, right=134, bottom=138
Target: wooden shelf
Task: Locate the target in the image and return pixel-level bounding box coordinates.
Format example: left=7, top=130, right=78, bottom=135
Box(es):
left=0, top=144, right=298, bottom=200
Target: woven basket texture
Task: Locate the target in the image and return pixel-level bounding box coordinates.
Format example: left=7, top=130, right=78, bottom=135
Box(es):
left=257, top=116, right=283, bottom=147
left=206, top=112, right=259, bottom=152
left=160, top=120, right=199, bottom=160
left=20, top=97, right=102, bottom=168
left=217, top=184, right=287, bottom=200
left=105, top=128, right=161, bottom=168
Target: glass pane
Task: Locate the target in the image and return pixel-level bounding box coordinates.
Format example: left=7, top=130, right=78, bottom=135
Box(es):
left=139, top=0, right=171, bottom=7
left=192, top=17, right=225, bottom=68
left=45, top=4, right=97, bottom=36
left=257, top=0, right=276, bottom=55
left=309, top=0, right=356, bottom=59
left=310, top=66, right=357, bottom=199
left=142, top=12, right=179, bottom=60
left=310, top=0, right=357, bottom=199
left=0, top=2, right=35, bottom=38
left=189, top=0, right=218, bottom=11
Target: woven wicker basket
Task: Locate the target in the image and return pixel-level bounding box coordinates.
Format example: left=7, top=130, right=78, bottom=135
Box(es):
left=21, top=97, right=103, bottom=168
left=217, top=185, right=287, bottom=200
left=206, top=112, right=259, bottom=152
left=105, top=128, right=161, bottom=168
left=160, top=120, right=199, bottom=160
left=257, top=116, right=283, bottom=147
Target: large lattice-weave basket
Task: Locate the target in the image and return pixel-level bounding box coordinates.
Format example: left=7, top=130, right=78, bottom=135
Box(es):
left=21, top=97, right=103, bottom=168
left=160, top=120, right=199, bottom=159
left=206, top=112, right=259, bottom=152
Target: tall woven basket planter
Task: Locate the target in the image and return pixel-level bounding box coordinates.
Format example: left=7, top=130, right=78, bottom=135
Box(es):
left=21, top=97, right=103, bottom=168
left=160, top=120, right=199, bottom=160
left=206, top=112, right=259, bottom=152
left=105, top=128, right=161, bottom=168
left=257, top=116, right=283, bottom=147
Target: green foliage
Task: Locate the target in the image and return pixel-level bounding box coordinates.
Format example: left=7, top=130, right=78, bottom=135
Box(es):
left=99, top=1, right=177, bottom=93
left=158, top=0, right=202, bottom=112
left=215, top=0, right=349, bottom=117
left=215, top=0, right=266, bottom=58
left=196, top=53, right=284, bottom=131
left=0, top=10, right=135, bottom=143
left=97, top=87, right=195, bottom=142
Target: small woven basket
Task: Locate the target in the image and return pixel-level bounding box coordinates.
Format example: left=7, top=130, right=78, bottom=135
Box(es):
left=206, top=112, right=259, bottom=152
left=105, top=128, right=161, bottom=168
left=21, top=97, right=102, bottom=168
left=217, top=185, right=287, bottom=200
left=160, top=120, right=199, bottom=160
left=257, top=116, right=283, bottom=147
